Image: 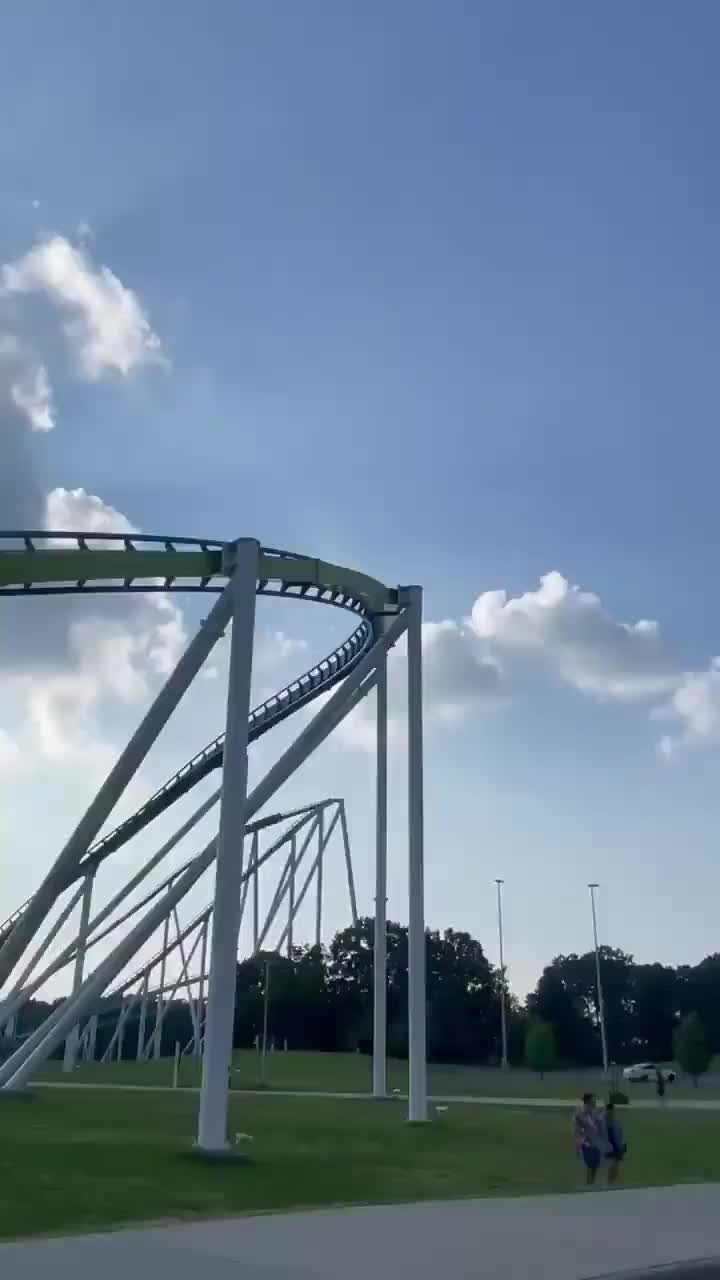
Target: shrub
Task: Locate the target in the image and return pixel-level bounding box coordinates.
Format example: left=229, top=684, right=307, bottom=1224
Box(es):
left=674, top=1013, right=711, bottom=1086
left=525, top=1019, right=557, bottom=1079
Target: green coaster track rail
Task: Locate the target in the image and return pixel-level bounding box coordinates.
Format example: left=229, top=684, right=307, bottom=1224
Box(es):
left=0, top=531, right=398, bottom=945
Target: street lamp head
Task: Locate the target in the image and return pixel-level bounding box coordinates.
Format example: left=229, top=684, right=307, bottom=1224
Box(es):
left=588, top=882, right=599, bottom=890
left=495, top=878, right=504, bottom=886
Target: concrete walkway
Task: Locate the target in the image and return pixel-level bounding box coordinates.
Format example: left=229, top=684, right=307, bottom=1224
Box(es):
left=1, top=1186, right=719, bottom=1279
left=36, top=1080, right=720, bottom=1111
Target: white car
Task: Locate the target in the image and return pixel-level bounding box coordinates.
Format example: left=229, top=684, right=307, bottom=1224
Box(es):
left=623, top=1062, right=676, bottom=1083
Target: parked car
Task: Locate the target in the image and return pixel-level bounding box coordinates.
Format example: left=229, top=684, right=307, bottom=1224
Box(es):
left=623, top=1062, right=676, bottom=1083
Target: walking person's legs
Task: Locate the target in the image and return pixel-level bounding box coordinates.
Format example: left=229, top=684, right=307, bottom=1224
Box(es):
left=583, top=1145, right=600, bottom=1187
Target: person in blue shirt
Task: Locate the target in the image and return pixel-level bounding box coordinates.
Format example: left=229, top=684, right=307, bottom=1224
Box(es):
left=603, top=1102, right=627, bottom=1186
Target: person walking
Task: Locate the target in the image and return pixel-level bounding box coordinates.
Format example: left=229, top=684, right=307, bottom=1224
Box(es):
left=603, top=1102, right=627, bottom=1186
left=656, top=1067, right=667, bottom=1106
left=573, top=1092, right=602, bottom=1187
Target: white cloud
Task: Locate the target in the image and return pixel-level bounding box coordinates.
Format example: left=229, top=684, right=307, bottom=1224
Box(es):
left=323, top=570, right=720, bottom=761
left=470, top=570, right=677, bottom=701
left=0, top=489, right=189, bottom=769
left=202, top=626, right=310, bottom=689
left=0, top=728, right=22, bottom=775
left=0, top=230, right=166, bottom=532
left=334, top=619, right=503, bottom=752
left=0, top=332, right=54, bottom=432
left=10, top=360, right=53, bottom=432
left=46, top=486, right=135, bottom=536
left=45, top=487, right=187, bottom=677
left=20, top=614, right=153, bottom=767
left=655, top=661, right=720, bottom=758
left=259, top=630, right=309, bottom=666
left=2, top=235, right=165, bottom=380
left=417, top=620, right=503, bottom=720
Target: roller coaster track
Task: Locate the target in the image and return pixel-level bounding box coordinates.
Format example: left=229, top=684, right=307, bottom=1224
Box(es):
left=0, top=532, right=397, bottom=953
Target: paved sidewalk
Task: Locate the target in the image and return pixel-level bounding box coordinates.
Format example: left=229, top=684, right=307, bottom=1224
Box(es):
left=37, top=1080, right=720, bottom=1111
left=1, top=1185, right=719, bottom=1279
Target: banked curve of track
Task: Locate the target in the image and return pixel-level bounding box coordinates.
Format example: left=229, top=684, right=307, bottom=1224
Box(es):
left=0, top=532, right=398, bottom=946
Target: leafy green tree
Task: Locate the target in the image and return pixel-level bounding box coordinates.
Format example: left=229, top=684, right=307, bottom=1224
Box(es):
left=632, top=963, right=678, bottom=1062
left=525, top=1019, right=557, bottom=1078
left=528, top=948, right=635, bottom=1065
left=527, top=965, right=593, bottom=1064
left=677, top=955, right=720, bottom=1055
left=674, top=1012, right=711, bottom=1086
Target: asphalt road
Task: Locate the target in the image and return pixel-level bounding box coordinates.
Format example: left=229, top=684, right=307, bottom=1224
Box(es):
left=1, top=1185, right=719, bottom=1279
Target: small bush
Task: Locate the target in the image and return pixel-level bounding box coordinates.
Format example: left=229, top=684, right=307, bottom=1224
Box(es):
left=525, top=1019, right=557, bottom=1079
left=608, top=1089, right=629, bottom=1105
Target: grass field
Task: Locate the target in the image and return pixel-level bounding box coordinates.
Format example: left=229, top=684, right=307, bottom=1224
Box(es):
left=36, top=1048, right=720, bottom=1102
left=3, top=1087, right=720, bottom=1240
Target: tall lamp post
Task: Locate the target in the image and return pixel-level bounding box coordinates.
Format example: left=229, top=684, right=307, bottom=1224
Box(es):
left=495, top=878, right=508, bottom=1070
left=588, top=882, right=609, bottom=1076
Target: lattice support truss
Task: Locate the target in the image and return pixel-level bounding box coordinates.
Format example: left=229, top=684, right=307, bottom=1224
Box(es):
left=0, top=532, right=427, bottom=1143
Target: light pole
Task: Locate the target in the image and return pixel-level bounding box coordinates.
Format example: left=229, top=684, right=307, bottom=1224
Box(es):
left=588, top=882, right=609, bottom=1076
left=495, top=879, right=508, bottom=1070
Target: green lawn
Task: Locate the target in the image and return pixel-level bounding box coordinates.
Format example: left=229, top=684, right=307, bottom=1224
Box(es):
left=37, top=1048, right=720, bottom=1102
left=2, top=1088, right=720, bottom=1239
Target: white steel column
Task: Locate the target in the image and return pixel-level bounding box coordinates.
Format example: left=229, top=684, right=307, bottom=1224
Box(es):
left=154, top=903, right=171, bottom=1060
left=287, top=835, right=296, bottom=958
left=137, top=972, right=149, bottom=1061
left=116, top=999, right=127, bottom=1062
left=174, top=910, right=200, bottom=1049
left=196, top=917, right=209, bottom=1057
left=406, top=589, right=427, bottom=1122
left=496, top=878, right=509, bottom=1070
left=373, top=647, right=388, bottom=1098
left=197, top=539, right=258, bottom=1153
left=315, top=809, right=324, bottom=949
left=589, top=882, right=609, bottom=1075
left=88, top=1014, right=97, bottom=1062
left=252, top=831, right=260, bottom=953
left=62, top=873, right=94, bottom=1074
left=339, top=803, right=358, bottom=926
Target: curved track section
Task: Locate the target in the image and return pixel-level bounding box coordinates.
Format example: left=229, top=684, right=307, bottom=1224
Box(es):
left=77, top=618, right=373, bottom=879
left=0, top=532, right=397, bottom=952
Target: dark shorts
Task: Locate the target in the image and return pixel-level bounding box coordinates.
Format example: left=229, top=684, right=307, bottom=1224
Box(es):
left=581, top=1145, right=601, bottom=1171
left=606, top=1148, right=624, bottom=1163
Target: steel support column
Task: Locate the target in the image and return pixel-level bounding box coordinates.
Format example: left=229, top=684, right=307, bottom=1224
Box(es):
left=373, top=648, right=388, bottom=1098
left=287, top=835, right=296, bottom=958
left=339, top=802, right=358, bottom=927
left=406, top=590, right=427, bottom=1122
left=62, top=873, right=94, bottom=1074
left=315, top=809, right=324, bottom=949
left=196, top=917, right=209, bottom=1058
left=197, top=540, right=258, bottom=1153
left=137, top=972, right=149, bottom=1061
left=153, top=901, right=171, bottom=1060
left=251, top=831, right=260, bottom=953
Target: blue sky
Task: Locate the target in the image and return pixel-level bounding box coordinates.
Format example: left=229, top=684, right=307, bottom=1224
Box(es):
left=1, top=1, right=720, bottom=997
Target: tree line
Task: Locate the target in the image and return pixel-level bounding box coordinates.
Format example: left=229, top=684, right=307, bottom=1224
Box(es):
left=8, top=920, right=720, bottom=1073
